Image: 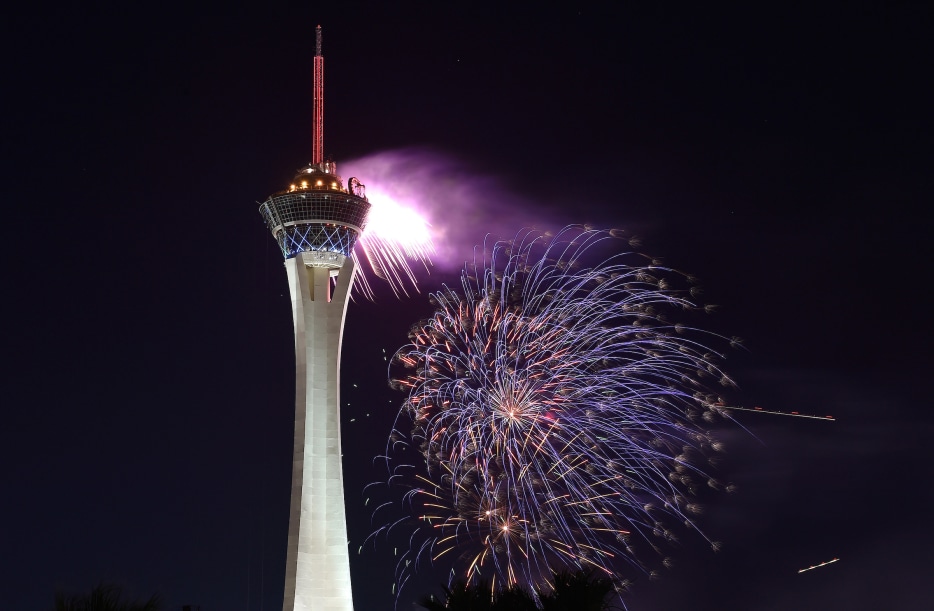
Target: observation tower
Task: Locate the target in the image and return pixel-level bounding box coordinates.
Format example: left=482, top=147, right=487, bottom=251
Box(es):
left=258, top=25, right=367, bottom=611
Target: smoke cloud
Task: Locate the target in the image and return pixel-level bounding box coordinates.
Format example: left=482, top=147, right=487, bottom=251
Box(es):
left=342, top=147, right=557, bottom=271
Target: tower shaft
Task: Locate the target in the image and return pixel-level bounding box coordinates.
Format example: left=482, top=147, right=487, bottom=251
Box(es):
left=283, top=253, right=356, bottom=611
left=313, top=25, right=324, bottom=165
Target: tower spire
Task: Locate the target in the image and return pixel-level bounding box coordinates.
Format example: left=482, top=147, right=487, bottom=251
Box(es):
left=313, top=25, right=324, bottom=165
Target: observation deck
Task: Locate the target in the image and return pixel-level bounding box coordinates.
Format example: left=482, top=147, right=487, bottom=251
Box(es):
left=259, top=161, right=370, bottom=267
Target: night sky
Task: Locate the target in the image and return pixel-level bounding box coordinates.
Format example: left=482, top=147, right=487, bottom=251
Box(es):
left=4, top=3, right=932, bottom=610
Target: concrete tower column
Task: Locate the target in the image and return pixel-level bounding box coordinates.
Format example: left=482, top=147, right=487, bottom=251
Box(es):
left=282, top=253, right=356, bottom=611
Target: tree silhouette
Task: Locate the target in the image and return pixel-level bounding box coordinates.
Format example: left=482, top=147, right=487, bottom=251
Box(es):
left=540, top=571, right=616, bottom=611
left=53, top=582, right=162, bottom=611
left=419, top=571, right=616, bottom=610
left=419, top=580, right=493, bottom=610
left=492, top=585, right=538, bottom=610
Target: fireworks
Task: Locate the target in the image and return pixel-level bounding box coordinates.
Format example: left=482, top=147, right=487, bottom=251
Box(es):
left=354, top=187, right=434, bottom=298
left=374, top=227, right=738, bottom=598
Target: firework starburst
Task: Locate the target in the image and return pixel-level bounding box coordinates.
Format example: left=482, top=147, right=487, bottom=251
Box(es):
left=373, top=227, right=738, bottom=599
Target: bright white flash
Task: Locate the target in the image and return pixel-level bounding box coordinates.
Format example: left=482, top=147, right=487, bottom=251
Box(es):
left=355, top=188, right=435, bottom=298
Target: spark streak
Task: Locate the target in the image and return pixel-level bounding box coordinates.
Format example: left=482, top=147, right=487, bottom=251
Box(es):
left=798, top=557, right=839, bottom=573
left=719, top=405, right=835, bottom=421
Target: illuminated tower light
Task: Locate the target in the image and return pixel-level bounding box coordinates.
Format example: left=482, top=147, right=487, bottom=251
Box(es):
left=258, top=25, right=366, bottom=611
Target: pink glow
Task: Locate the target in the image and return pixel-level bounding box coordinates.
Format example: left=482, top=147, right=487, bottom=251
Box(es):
left=363, top=187, right=434, bottom=260
left=343, top=147, right=551, bottom=273
left=354, top=186, right=435, bottom=298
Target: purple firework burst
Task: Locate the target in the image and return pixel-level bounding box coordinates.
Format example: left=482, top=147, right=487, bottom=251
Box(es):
left=374, top=227, right=739, bottom=599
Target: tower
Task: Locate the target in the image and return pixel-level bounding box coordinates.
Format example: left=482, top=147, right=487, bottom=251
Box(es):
left=258, top=25, right=367, bottom=611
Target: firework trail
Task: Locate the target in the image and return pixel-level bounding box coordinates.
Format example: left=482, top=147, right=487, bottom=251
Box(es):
left=371, top=227, right=739, bottom=600
left=798, top=557, right=839, bottom=573
left=719, top=404, right=835, bottom=421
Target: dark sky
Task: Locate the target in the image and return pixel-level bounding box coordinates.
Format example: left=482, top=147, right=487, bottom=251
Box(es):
left=4, top=2, right=932, bottom=610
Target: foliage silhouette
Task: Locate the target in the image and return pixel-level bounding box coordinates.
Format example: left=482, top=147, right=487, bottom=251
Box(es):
left=540, top=571, right=616, bottom=611
left=419, top=571, right=616, bottom=610
left=419, top=580, right=495, bottom=611
left=53, top=583, right=162, bottom=611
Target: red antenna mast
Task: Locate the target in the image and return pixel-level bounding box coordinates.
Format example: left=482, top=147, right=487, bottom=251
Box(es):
left=312, top=24, right=324, bottom=165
